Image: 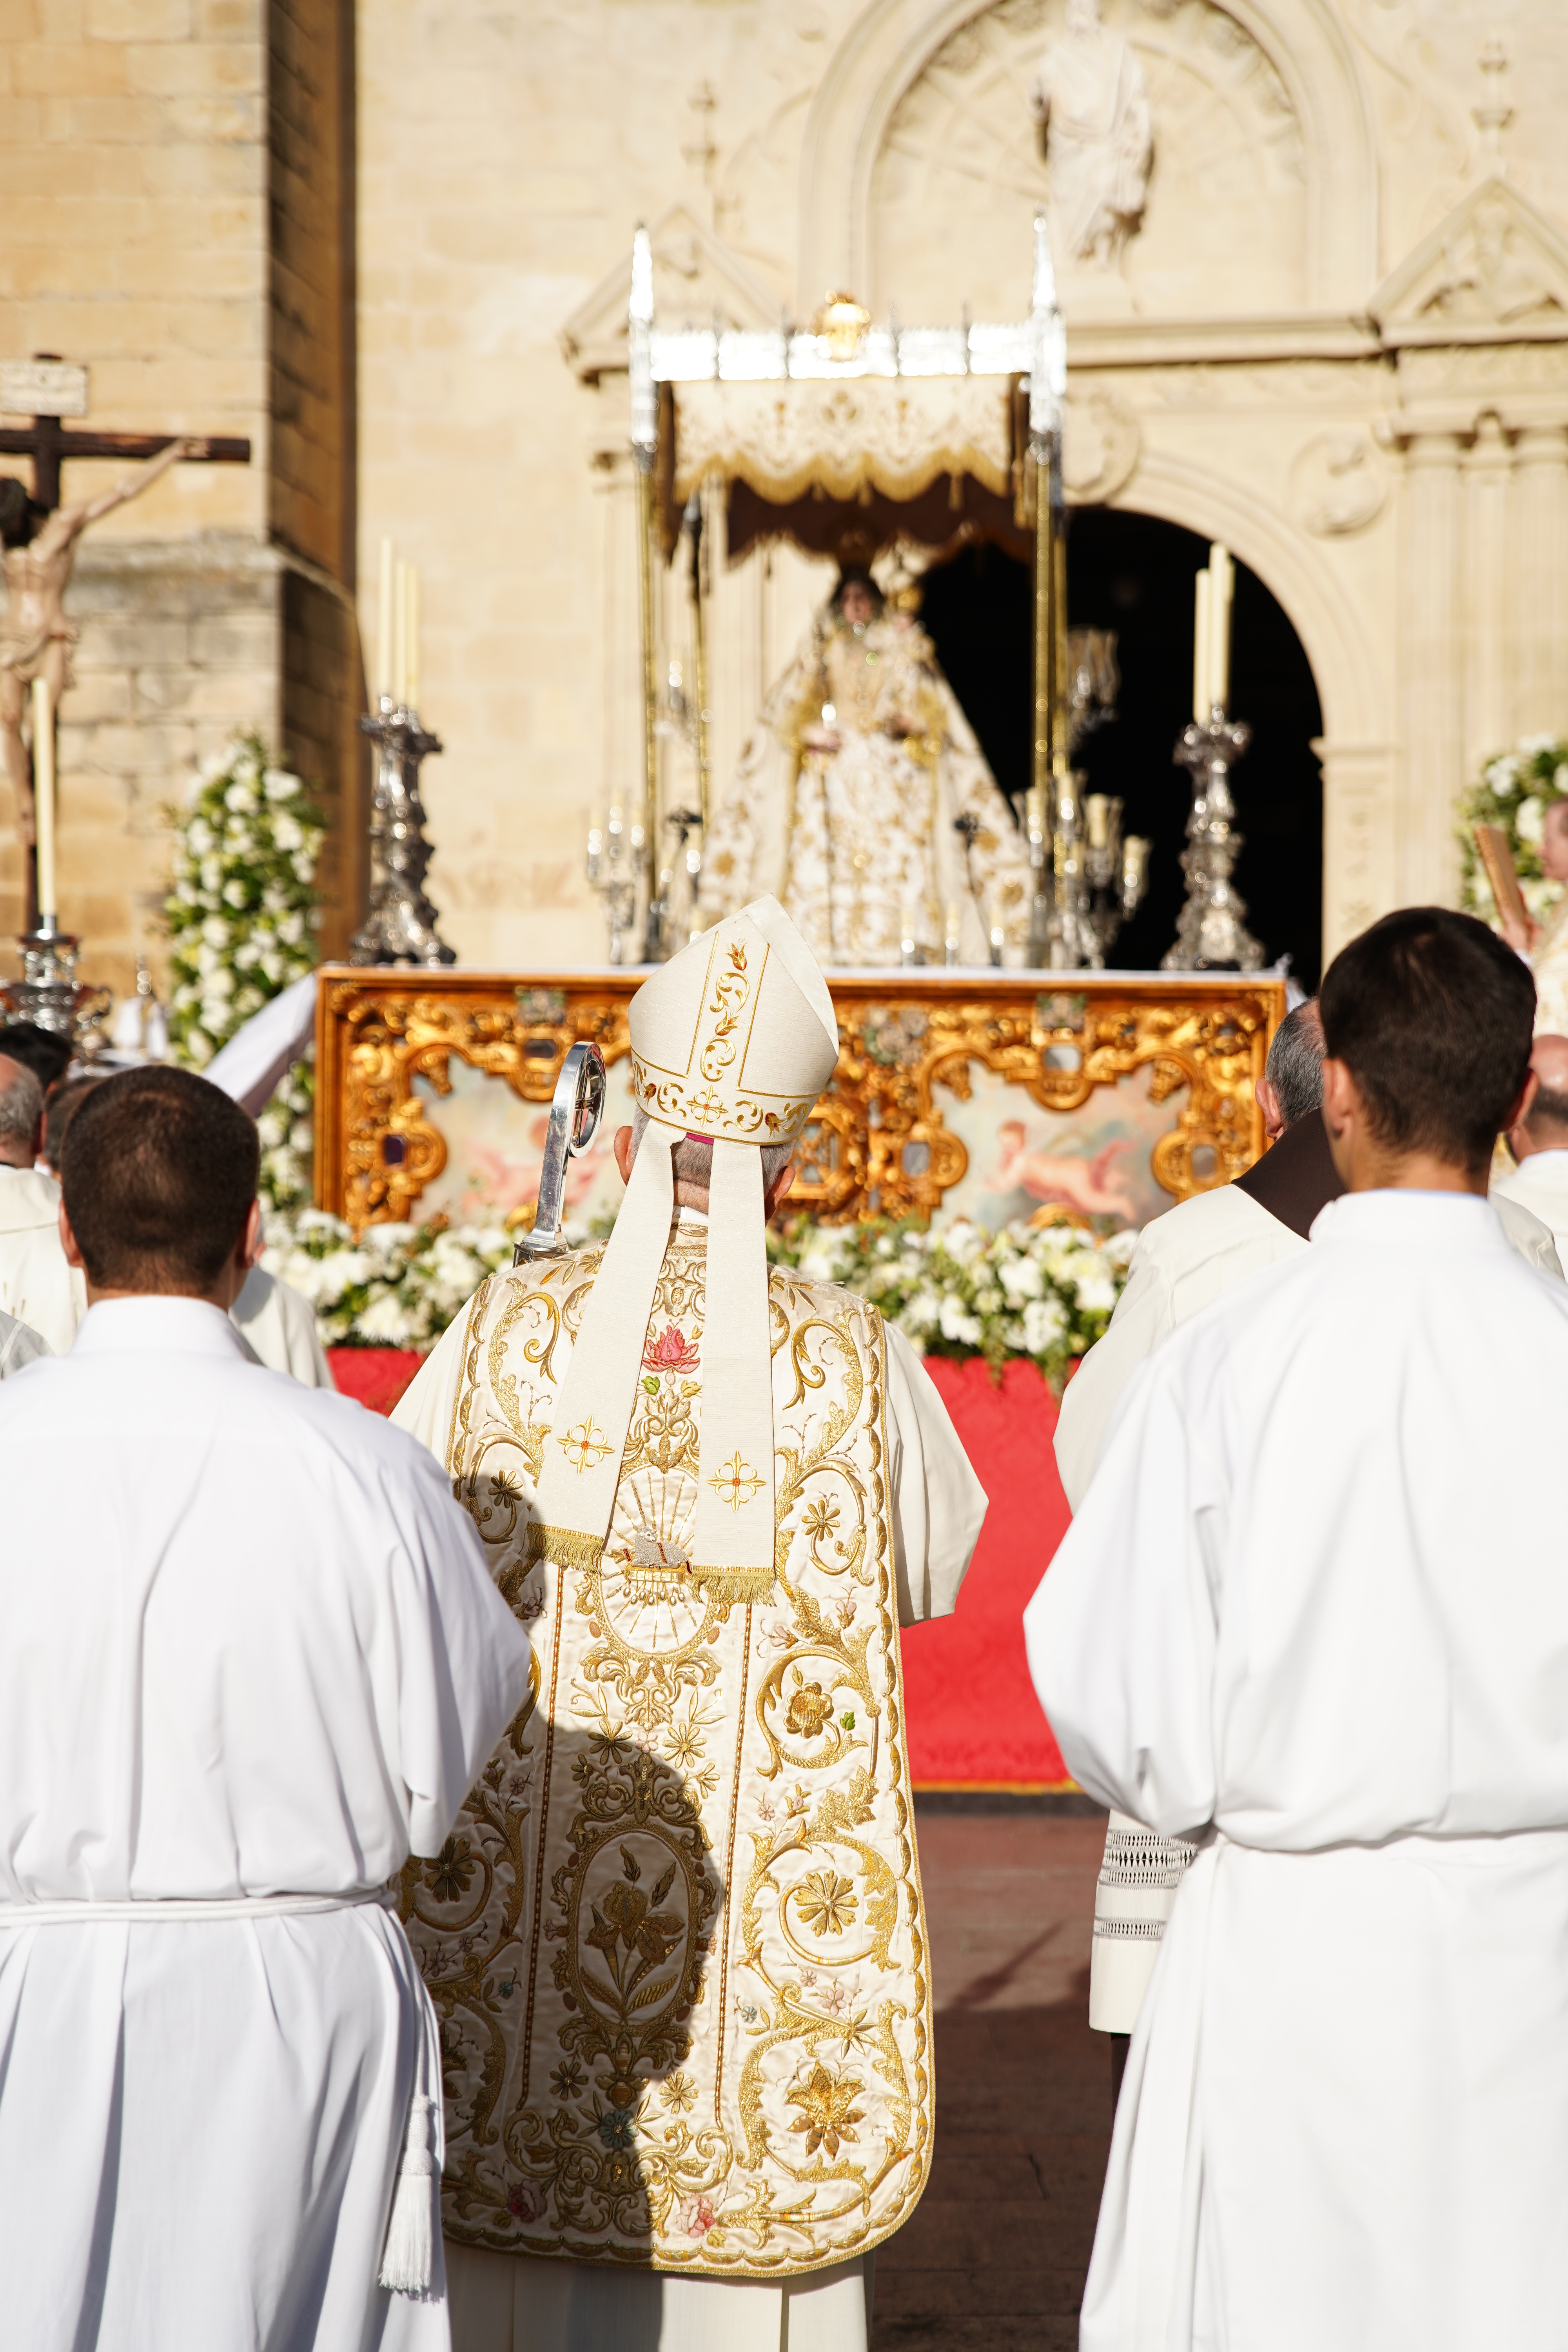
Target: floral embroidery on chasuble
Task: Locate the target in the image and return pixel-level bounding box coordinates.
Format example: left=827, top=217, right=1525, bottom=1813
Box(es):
left=401, top=1230, right=933, bottom=2276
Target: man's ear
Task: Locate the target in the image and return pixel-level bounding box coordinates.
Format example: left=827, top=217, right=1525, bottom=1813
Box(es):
left=239, top=1197, right=262, bottom=1272
left=613, top=1125, right=634, bottom=1185
left=1508, top=1067, right=1539, bottom=1131
left=1255, top=1075, right=1283, bottom=1141
left=58, top=1201, right=85, bottom=1272
left=764, top=1160, right=795, bottom=1218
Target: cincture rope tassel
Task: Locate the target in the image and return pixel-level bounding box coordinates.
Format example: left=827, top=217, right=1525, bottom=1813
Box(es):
left=379, top=2091, right=437, bottom=2294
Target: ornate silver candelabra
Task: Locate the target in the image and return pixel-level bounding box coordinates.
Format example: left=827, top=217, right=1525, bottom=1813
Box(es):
left=1, top=922, right=111, bottom=1046
left=1163, top=711, right=1263, bottom=971
left=349, top=698, right=454, bottom=967
left=1024, top=629, right=1151, bottom=970
left=585, top=808, right=644, bottom=965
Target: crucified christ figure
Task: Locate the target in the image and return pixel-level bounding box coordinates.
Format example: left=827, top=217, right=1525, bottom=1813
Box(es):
left=0, top=436, right=209, bottom=847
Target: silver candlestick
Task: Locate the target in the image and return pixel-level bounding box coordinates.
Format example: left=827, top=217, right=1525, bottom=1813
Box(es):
left=585, top=807, right=642, bottom=964
left=349, top=698, right=454, bottom=967
left=1163, top=711, right=1263, bottom=971
left=2, top=922, right=111, bottom=1046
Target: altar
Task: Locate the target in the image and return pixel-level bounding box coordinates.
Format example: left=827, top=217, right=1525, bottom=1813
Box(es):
left=315, top=964, right=1283, bottom=1235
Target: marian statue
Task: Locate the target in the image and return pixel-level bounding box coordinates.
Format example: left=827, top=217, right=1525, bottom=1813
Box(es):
left=697, top=567, right=1033, bottom=966
left=1031, top=0, right=1153, bottom=278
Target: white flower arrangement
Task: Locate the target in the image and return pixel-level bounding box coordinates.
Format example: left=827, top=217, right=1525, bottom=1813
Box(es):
left=165, top=732, right=325, bottom=1210
left=1459, top=734, right=1568, bottom=929
left=769, top=1212, right=1136, bottom=1393
left=257, top=1197, right=1133, bottom=1373
left=260, top=1210, right=518, bottom=1351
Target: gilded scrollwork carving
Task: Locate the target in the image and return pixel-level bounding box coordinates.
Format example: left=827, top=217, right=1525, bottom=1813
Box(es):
left=316, top=968, right=1280, bottom=1230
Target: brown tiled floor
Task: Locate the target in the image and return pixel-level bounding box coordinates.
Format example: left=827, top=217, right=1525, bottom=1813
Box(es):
left=873, top=1808, right=1112, bottom=2352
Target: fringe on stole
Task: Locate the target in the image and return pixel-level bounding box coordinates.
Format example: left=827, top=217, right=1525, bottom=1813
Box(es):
left=525, top=1521, right=774, bottom=1604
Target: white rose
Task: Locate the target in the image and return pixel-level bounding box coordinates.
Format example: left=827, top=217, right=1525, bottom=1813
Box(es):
left=1022, top=1296, right=1067, bottom=1352
left=356, top=1292, right=420, bottom=1345
left=1103, top=1228, right=1139, bottom=1267
left=937, top=1295, right=982, bottom=1346
left=1517, top=796, right=1545, bottom=847
left=272, top=811, right=304, bottom=853
left=264, top=767, right=301, bottom=803
left=225, top=779, right=258, bottom=815
left=187, top=818, right=214, bottom=856
left=1073, top=1272, right=1118, bottom=1313
left=998, top=1254, right=1043, bottom=1302
left=1519, top=731, right=1557, bottom=757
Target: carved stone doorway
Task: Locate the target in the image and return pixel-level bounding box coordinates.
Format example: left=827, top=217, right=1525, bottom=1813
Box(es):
left=920, top=510, right=1325, bottom=983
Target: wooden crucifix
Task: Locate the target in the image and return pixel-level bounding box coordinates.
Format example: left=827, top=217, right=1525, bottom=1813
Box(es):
left=0, top=356, right=250, bottom=926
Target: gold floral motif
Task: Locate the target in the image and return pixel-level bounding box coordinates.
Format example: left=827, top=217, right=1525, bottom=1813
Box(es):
left=707, top=1452, right=766, bottom=1512
left=788, top=2062, right=866, bottom=2159
left=317, top=968, right=1282, bottom=1232
left=560, top=1417, right=613, bottom=1474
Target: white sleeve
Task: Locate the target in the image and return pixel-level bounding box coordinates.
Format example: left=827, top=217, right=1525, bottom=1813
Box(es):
left=1051, top=1234, right=1175, bottom=1513
left=1025, top=1348, right=1218, bottom=1837
left=391, top=1293, right=478, bottom=1463
left=884, top=1323, right=988, bottom=1627
left=386, top=1437, right=534, bottom=1857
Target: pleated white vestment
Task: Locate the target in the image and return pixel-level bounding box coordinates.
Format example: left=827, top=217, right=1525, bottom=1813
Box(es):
left=1025, top=1190, right=1568, bottom=2350
left=0, top=1298, right=533, bottom=2352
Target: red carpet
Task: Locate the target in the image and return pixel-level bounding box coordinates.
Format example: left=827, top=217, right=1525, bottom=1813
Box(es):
left=327, top=1347, right=423, bottom=1415
left=328, top=1344, right=1073, bottom=1790
left=901, top=1356, right=1073, bottom=1789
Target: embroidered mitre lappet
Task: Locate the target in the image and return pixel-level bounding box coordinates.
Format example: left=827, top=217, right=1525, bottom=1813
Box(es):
left=532, top=894, right=839, bottom=1603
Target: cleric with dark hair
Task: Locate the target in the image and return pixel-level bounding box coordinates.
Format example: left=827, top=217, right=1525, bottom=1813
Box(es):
left=1318, top=902, right=1536, bottom=1181
left=0, top=1056, right=532, bottom=2342
left=1027, top=904, right=1568, bottom=2349
left=61, top=1063, right=260, bottom=1298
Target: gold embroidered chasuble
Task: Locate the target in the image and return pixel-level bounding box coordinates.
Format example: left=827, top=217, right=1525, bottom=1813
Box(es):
left=401, top=1225, right=933, bottom=2277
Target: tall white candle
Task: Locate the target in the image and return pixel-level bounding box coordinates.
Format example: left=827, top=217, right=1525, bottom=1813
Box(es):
left=376, top=537, right=394, bottom=703
left=405, top=567, right=421, bottom=713
left=1209, top=542, right=1233, bottom=714
left=1192, top=568, right=1213, bottom=724
left=31, top=675, right=55, bottom=924
left=395, top=562, right=410, bottom=708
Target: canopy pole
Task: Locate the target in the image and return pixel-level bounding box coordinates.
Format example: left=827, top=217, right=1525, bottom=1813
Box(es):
left=1027, top=214, right=1068, bottom=968
left=629, top=227, right=662, bottom=960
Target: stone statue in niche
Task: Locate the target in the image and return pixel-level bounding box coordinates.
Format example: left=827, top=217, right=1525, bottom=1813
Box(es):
left=1031, top=0, right=1153, bottom=287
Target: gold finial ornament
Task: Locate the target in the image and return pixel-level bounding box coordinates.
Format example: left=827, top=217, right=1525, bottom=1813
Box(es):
left=813, top=292, right=871, bottom=362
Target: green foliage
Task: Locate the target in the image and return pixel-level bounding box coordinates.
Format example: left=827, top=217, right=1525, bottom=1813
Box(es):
left=164, top=731, right=325, bottom=1209
left=1457, top=733, right=1568, bottom=928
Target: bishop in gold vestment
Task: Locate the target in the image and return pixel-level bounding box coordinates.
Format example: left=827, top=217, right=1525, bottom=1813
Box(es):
left=394, top=897, right=987, bottom=2352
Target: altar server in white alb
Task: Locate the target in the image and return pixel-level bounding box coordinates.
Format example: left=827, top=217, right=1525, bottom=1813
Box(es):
left=396, top=895, right=986, bottom=2352
left=40, top=1065, right=338, bottom=1386
left=0, top=1065, right=532, bottom=2351
left=1026, top=906, right=1568, bottom=2350
left=0, top=1047, right=83, bottom=1350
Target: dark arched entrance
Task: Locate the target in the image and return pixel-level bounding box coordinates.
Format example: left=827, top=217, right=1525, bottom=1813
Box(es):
left=919, top=510, right=1325, bottom=985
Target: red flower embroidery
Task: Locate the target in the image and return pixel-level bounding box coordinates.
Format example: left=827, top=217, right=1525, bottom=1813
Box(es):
left=643, top=1324, right=700, bottom=1376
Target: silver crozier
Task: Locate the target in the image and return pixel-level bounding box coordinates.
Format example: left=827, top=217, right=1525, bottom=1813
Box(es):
left=514, top=1041, right=608, bottom=1265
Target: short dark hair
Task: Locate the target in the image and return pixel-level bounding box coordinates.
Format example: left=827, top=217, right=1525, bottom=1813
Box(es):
left=1526, top=1080, right=1568, bottom=1140
left=1319, top=906, right=1535, bottom=1175
left=0, top=1020, right=73, bottom=1092
left=61, top=1065, right=259, bottom=1292
left=44, top=1070, right=107, bottom=1171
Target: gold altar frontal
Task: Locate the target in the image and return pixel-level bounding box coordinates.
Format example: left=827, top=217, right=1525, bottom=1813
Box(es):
left=315, top=967, right=1285, bottom=1237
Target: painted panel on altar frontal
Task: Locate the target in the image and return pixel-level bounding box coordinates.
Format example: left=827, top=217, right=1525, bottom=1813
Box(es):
left=314, top=968, right=1284, bottom=1235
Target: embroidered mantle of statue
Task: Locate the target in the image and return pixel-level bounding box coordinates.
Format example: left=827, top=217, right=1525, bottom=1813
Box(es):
left=699, top=569, right=1033, bottom=966
left=401, top=897, right=933, bottom=2275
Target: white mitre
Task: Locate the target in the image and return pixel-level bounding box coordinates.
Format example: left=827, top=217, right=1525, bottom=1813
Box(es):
left=532, top=895, right=840, bottom=1599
